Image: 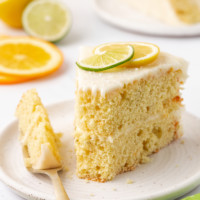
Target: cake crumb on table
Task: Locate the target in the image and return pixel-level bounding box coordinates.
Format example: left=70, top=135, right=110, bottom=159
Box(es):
left=126, top=178, right=134, bottom=184
left=90, top=193, right=95, bottom=196
left=112, top=188, right=117, bottom=191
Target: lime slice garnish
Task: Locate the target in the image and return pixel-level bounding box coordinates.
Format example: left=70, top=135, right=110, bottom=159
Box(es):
left=22, top=0, right=72, bottom=42
left=182, top=193, right=200, bottom=200
left=76, top=44, right=134, bottom=72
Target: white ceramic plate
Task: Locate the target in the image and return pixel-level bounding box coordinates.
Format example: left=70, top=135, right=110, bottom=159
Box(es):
left=0, top=100, right=200, bottom=200
left=93, top=0, right=200, bottom=37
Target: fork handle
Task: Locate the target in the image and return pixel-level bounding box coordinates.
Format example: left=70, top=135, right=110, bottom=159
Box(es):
left=47, top=170, right=70, bottom=200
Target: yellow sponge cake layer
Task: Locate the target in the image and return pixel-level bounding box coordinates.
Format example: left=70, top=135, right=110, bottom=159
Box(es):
left=16, top=89, right=62, bottom=170
left=75, top=47, right=188, bottom=182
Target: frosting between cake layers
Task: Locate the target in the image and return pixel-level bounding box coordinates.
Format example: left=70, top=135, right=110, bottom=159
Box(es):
left=76, top=47, right=188, bottom=96
left=33, top=143, right=61, bottom=170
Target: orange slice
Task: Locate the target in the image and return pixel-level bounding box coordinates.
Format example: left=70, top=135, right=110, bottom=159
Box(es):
left=0, top=36, right=63, bottom=78
left=0, top=74, right=30, bottom=84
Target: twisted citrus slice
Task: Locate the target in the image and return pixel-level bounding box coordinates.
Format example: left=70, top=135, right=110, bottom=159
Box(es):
left=76, top=44, right=134, bottom=72
left=0, top=37, right=63, bottom=78
left=94, top=42, right=160, bottom=67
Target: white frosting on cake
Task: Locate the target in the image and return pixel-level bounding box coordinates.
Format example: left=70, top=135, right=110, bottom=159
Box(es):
left=76, top=47, right=188, bottom=96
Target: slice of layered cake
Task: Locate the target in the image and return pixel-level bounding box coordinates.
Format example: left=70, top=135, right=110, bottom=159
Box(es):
left=124, top=0, right=200, bottom=25
left=16, top=89, right=62, bottom=170
left=75, top=42, right=188, bottom=182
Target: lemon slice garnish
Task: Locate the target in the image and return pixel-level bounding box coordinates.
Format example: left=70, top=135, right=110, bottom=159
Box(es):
left=129, top=42, right=160, bottom=66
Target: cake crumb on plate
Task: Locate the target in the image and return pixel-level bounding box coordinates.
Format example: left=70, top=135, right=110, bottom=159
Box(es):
left=126, top=178, right=134, bottom=184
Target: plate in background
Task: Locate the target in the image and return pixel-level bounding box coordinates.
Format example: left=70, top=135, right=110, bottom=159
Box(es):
left=0, top=100, right=200, bottom=200
left=94, top=0, right=200, bottom=37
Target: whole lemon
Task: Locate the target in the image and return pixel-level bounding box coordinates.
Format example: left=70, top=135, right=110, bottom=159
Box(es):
left=0, top=0, right=33, bottom=28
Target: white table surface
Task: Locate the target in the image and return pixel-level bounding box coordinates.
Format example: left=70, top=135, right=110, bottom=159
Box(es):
left=0, top=0, right=200, bottom=199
